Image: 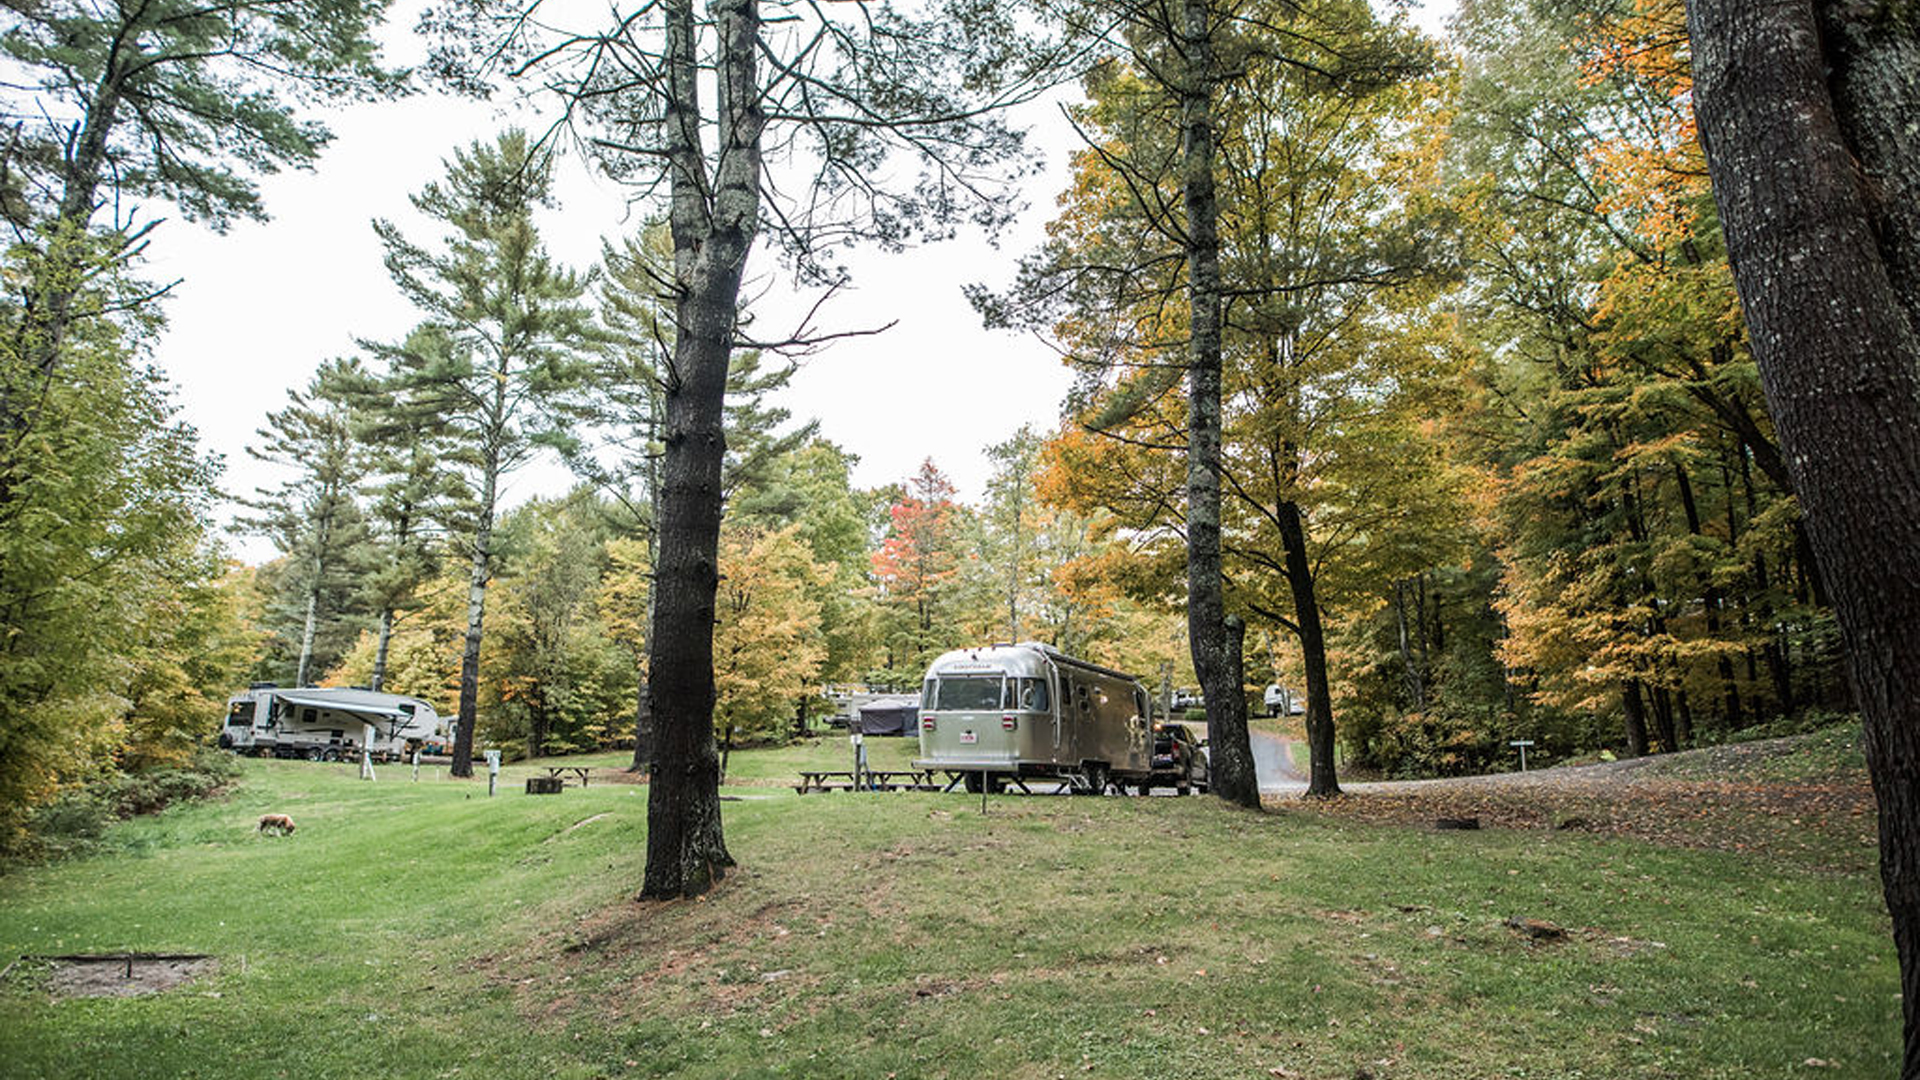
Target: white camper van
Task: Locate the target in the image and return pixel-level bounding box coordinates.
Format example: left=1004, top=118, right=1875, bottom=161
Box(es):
left=218, top=685, right=445, bottom=762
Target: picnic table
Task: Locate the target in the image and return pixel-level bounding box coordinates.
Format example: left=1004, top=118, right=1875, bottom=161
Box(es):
left=793, top=769, right=939, bottom=794
left=932, top=770, right=1039, bottom=794
left=543, top=765, right=592, bottom=787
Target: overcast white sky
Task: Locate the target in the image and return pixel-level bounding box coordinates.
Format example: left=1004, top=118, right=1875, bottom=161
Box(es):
left=143, top=2, right=1454, bottom=565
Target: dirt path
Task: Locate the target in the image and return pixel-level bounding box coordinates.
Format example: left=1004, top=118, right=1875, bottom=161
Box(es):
left=1263, top=728, right=1877, bottom=873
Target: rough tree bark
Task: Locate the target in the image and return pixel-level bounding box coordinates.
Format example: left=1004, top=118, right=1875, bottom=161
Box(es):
left=1277, top=499, right=1339, bottom=797
left=1620, top=680, right=1649, bottom=758
left=450, top=455, right=498, bottom=780
left=1179, top=0, right=1258, bottom=809
left=1686, top=0, right=1920, bottom=1069
left=639, top=0, right=760, bottom=899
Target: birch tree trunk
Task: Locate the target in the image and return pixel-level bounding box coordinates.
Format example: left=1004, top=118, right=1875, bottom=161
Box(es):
left=1686, top=2, right=1920, bottom=1064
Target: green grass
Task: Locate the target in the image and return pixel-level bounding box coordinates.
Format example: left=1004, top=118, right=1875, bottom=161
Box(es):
left=0, top=748, right=1897, bottom=1079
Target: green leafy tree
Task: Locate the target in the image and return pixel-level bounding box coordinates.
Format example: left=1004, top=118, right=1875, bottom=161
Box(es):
left=485, top=493, right=629, bottom=758
left=578, top=223, right=820, bottom=768
left=440, top=0, right=1064, bottom=897
left=369, top=130, right=596, bottom=777
left=238, top=359, right=376, bottom=687
left=1448, top=0, right=1837, bottom=760
left=0, top=264, right=219, bottom=849
left=326, top=362, right=465, bottom=694
left=0, top=0, right=400, bottom=400
left=712, top=524, right=829, bottom=771
left=993, top=0, right=1442, bottom=798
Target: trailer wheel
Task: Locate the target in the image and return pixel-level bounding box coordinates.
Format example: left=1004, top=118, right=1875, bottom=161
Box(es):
left=321, top=748, right=340, bottom=763
left=305, top=748, right=323, bottom=762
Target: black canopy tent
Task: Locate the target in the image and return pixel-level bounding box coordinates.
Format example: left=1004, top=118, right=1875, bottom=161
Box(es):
left=854, top=697, right=920, bottom=736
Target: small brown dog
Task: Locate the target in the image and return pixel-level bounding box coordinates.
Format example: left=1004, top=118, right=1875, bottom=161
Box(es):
left=257, top=813, right=296, bottom=835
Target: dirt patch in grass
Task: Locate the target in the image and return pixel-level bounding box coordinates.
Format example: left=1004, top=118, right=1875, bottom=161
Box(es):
left=9, top=954, right=218, bottom=999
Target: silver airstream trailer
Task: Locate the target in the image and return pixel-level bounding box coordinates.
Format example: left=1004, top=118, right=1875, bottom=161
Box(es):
left=915, top=642, right=1204, bottom=794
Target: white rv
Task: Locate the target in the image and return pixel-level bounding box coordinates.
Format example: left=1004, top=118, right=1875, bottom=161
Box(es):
left=218, top=685, right=445, bottom=762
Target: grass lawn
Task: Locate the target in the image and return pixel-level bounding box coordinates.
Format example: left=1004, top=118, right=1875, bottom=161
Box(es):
left=0, top=739, right=1897, bottom=1079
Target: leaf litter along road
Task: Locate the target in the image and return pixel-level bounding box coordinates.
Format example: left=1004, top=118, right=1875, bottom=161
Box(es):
left=1261, top=727, right=1877, bottom=873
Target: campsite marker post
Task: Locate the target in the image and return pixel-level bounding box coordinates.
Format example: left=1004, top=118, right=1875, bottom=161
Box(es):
left=1509, top=739, right=1534, bottom=771
left=485, top=750, right=501, bottom=796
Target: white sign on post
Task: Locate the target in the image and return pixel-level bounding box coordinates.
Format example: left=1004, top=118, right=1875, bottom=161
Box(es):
left=1509, top=739, right=1535, bottom=771
left=485, top=750, right=502, bottom=797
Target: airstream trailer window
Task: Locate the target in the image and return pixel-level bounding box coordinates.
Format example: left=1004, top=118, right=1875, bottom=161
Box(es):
left=933, top=676, right=1004, bottom=711
left=1015, top=678, right=1049, bottom=712
left=226, top=702, right=253, bottom=726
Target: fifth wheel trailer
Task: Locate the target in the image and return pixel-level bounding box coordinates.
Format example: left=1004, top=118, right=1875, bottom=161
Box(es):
left=218, top=686, right=445, bottom=762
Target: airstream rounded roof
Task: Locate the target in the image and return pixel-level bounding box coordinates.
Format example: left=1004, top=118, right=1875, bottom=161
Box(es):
left=924, top=642, right=1141, bottom=685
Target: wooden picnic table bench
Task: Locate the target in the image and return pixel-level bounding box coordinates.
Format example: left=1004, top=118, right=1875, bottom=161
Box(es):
left=934, top=770, right=1039, bottom=794
left=543, top=765, right=592, bottom=787
left=794, top=769, right=939, bottom=794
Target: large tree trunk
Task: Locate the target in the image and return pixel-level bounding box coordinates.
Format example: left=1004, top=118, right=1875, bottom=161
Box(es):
left=1620, top=680, right=1649, bottom=758
left=451, top=458, right=500, bottom=780
left=451, top=515, right=492, bottom=779
left=640, top=0, right=758, bottom=900
left=1179, top=0, right=1257, bottom=810
left=1278, top=499, right=1339, bottom=797
left=628, top=379, right=667, bottom=773
left=1686, top=0, right=1920, bottom=1069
